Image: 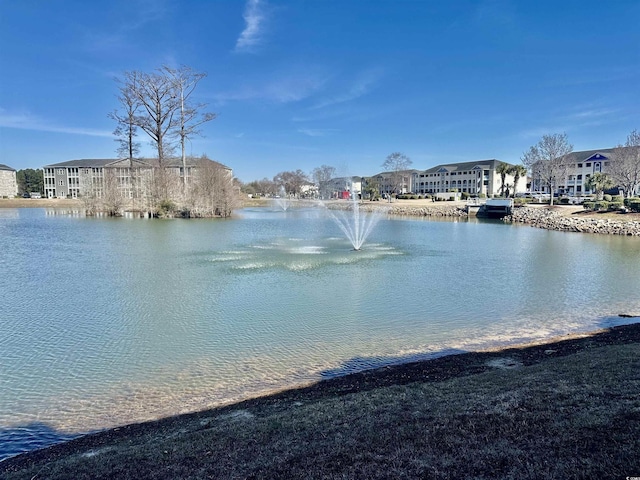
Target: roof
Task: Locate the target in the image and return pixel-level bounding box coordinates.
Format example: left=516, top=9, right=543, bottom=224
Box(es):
left=561, top=146, right=639, bottom=163
left=560, top=148, right=613, bottom=163
left=42, top=159, right=117, bottom=168
left=43, top=157, right=231, bottom=171
left=421, top=159, right=511, bottom=174
left=370, top=169, right=420, bottom=178
left=0, top=164, right=16, bottom=171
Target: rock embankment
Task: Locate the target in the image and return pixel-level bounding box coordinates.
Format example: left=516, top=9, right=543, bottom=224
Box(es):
left=505, top=206, right=640, bottom=236
left=326, top=202, right=468, bottom=217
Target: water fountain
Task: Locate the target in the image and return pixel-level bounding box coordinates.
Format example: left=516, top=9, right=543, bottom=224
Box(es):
left=320, top=189, right=386, bottom=251
left=272, top=186, right=290, bottom=211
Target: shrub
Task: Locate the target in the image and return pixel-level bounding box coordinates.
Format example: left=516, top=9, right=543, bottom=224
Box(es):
left=612, top=195, right=623, bottom=203
left=608, top=202, right=623, bottom=211
left=461, top=192, right=469, bottom=200
left=559, top=197, right=570, bottom=205
left=158, top=199, right=177, bottom=215
left=603, top=194, right=613, bottom=202
left=629, top=200, right=640, bottom=212
left=583, top=202, right=595, bottom=211
left=594, top=201, right=609, bottom=211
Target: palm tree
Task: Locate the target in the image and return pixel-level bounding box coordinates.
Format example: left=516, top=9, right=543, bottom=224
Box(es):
left=585, top=172, right=614, bottom=200
left=509, top=165, right=527, bottom=197
left=496, top=162, right=511, bottom=197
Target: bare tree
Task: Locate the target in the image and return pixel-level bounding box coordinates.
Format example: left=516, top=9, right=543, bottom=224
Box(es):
left=101, top=168, right=126, bottom=216
left=522, top=133, right=573, bottom=206
left=609, top=130, right=640, bottom=198
left=191, top=155, right=239, bottom=217
left=382, top=152, right=412, bottom=198
left=121, top=69, right=179, bottom=167
left=163, top=65, right=217, bottom=188
left=109, top=75, right=144, bottom=210
left=246, top=178, right=277, bottom=196
left=79, top=170, right=100, bottom=215
left=312, top=165, right=336, bottom=199
left=273, top=170, right=309, bottom=197
left=109, top=73, right=141, bottom=162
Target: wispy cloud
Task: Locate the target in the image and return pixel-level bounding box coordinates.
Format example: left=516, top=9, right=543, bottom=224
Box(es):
left=311, top=69, right=382, bottom=110
left=297, top=128, right=338, bottom=137
left=0, top=108, right=112, bottom=137
left=518, top=103, right=622, bottom=139
left=213, top=69, right=329, bottom=104
left=565, top=107, right=619, bottom=121
left=235, top=0, right=267, bottom=53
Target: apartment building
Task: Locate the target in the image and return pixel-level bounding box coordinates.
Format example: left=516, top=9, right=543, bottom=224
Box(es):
left=532, top=147, right=638, bottom=196
left=412, top=160, right=523, bottom=197
left=0, top=164, right=18, bottom=198
left=43, top=157, right=231, bottom=199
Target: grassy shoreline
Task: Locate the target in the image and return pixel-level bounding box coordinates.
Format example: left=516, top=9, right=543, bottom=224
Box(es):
left=2, top=321, right=639, bottom=479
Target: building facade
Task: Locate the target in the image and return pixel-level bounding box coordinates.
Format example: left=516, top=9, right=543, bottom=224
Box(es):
left=42, top=157, right=231, bottom=199
left=369, top=170, right=417, bottom=196
left=0, top=164, right=18, bottom=198
left=532, top=148, right=639, bottom=197
left=326, top=176, right=364, bottom=199
left=412, top=160, right=523, bottom=197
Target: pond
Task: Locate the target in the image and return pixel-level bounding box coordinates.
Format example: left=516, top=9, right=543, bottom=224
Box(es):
left=1, top=206, right=639, bottom=460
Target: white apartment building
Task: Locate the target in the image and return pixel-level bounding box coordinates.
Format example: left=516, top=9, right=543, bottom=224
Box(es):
left=532, top=147, right=639, bottom=197
left=412, top=160, right=523, bottom=197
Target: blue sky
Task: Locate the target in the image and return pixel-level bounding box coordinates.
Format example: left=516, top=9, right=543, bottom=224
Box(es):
left=1, top=0, right=638, bottom=183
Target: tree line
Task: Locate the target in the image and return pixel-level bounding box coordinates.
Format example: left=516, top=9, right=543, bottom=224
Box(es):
left=240, top=153, right=414, bottom=200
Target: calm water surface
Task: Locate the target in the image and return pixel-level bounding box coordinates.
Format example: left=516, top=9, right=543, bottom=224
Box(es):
left=1, top=206, right=639, bottom=460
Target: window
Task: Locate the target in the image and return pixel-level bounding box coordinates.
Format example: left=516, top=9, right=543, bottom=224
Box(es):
left=577, top=163, right=582, bottom=168
left=586, top=163, right=591, bottom=167
left=58, top=180, right=64, bottom=186
left=57, top=169, right=64, bottom=175
left=577, top=174, right=582, bottom=180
